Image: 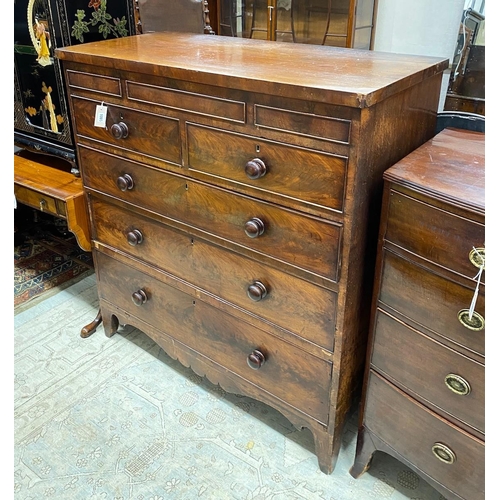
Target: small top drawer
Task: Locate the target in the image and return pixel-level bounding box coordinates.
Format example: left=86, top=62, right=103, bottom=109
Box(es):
left=14, top=185, right=61, bottom=217
left=71, top=97, right=181, bottom=166
left=385, top=190, right=485, bottom=281
left=186, top=123, right=348, bottom=213
left=81, top=147, right=342, bottom=282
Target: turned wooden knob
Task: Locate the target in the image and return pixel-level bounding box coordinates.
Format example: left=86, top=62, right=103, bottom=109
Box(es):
left=131, top=289, right=148, bottom=306
left=116, top=173, right=134, bottom=191
left=110, top=121, right=129, bottom=139
left=244, top=217, right=265, bottom=238
left=247, top=281, right=268, bottom=301
left=247, top=349, right=266, bottom=370
left=127, top=229, right=143, bottom=246
left=245, top=158, right=267, bottom=179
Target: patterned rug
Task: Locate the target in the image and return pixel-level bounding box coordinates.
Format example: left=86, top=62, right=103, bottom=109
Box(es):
left=14, top=275, right=448, bottom=500
left=14, top=212, right=94, bottom=309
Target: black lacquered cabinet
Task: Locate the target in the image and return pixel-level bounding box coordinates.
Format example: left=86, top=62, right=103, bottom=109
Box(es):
left=14, top=0, right=138, bottom=174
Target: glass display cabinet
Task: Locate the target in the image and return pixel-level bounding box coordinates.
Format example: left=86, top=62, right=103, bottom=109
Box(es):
left=218, top=0, right=375, bottom=48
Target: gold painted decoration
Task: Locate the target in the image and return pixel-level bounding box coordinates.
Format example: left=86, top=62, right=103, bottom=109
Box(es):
left=28, top=0, right=53, bottom=67
left=24, top=82, right=64, bottom=134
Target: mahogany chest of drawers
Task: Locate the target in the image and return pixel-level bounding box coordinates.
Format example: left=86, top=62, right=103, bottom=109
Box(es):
left=56, top=32, right=447, bottom=473
left=350, top=128, right=485, bottom=497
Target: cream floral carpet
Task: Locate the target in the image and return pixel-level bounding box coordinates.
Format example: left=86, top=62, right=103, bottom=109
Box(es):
left=14, top=275, right=446, bottom=500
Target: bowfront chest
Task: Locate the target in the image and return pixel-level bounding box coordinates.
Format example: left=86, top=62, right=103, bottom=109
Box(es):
left=56, top=33, right=447, bottom=473
left=350, top=128, right=485, bottom=498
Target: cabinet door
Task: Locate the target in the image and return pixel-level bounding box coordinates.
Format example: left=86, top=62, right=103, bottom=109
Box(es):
left=218, top=0, right=374, bottom=47
left=14, top=0, right=137, bottom=163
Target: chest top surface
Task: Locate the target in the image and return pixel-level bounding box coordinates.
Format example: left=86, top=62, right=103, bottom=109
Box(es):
left=55, top=32, right=447, bottom=108
left=383, top=128, right=485, bottom=214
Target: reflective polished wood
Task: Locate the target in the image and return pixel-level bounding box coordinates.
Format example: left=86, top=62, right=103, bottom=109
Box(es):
left=56, top=32, right=447, bottom=474
left=350, top=128, right=485, bottom=499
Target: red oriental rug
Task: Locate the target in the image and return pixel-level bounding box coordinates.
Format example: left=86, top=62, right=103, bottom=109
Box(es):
left=14, top=212, right=94, bottom=309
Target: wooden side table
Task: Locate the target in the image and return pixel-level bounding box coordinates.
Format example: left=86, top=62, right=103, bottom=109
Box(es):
left=14, top=152, right=91, bottom=252
left=14, top=150, right=103, bottom=337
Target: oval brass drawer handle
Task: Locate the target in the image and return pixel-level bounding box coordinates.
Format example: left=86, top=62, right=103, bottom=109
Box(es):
left=245, top=158, right=267, bottom=179
left=457, top=309, right=485, bottom=331
left=247, top=349, right=266, bottom=370
left=432, top=443, right=456, bottom=464
left=469, top=247, right=485, bottom=270
left=444, top=374, right=471, bottom=396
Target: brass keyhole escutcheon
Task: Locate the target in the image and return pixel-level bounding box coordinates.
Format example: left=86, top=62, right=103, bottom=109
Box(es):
left=444, top=374, right=471, bottom=396
left=469, top=247, right=485, bottom=270
left=457, top=309, right=485, bottom=331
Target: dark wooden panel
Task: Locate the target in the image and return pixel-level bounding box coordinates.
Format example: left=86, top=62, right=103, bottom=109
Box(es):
left=72, top=96, right=182, bottom=166
left=186, top=123, right=347, bottom=212
left=95, top=250, right=333, bottom=423
left=67, top=70, right=122, bottom=96
left=371, top=309, right=484, bottom=433
left=385, top=190, right=485, bottom=281
left=364, top=372, right=484, bottom=500
left=254, top=104, right=351, bottom=144
left=378, top=249, right=484, bottom=357
left=82, top=147, right=342, bottom=281
left=127, top=81, right=245, bottom=122
left=91, top=197, right=337, bottom=350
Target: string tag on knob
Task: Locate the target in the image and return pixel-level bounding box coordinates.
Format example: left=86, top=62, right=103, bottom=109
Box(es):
left=468, top=247, right=485, bottom=320
left=94, top=102, right=108, bottom=128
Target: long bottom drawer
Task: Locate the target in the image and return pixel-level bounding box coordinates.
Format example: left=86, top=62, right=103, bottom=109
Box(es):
left=364, top=370, right=484, bottom=500
left=95, top=250, right=332, bottom=424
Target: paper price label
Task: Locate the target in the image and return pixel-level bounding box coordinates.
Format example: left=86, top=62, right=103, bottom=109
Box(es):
left=94, top=104, right=108, bottom=128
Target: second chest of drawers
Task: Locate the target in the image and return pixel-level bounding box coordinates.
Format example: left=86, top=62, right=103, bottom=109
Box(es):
left=56, top=32, right=447, bottom=473
left=350, top=128, right=485, bottom=499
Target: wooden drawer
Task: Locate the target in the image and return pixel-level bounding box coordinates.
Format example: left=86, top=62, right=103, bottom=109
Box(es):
left=371, top=309, right=484, bottom=433
left=95, top=251, right=332, bottom=423
left=253, top=104, right=351, bottom=144
left=126, top=80, right=246, bottom=123
left=72, top=96, right=181, bottom=166
left=90, top=197, right=337, bottom=350
left=186, top=123, right=348, bottom=212
left=67, top=70, right=122, bottom=97
left=379, top=249, right=484, bottom=357
left=385, top=190, right=485, bottom=280
left=14, top=185, right=62, bottom=217
left=364, top=371, right=485, bottom=500
left=82, top=147, right=342, bottom=281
